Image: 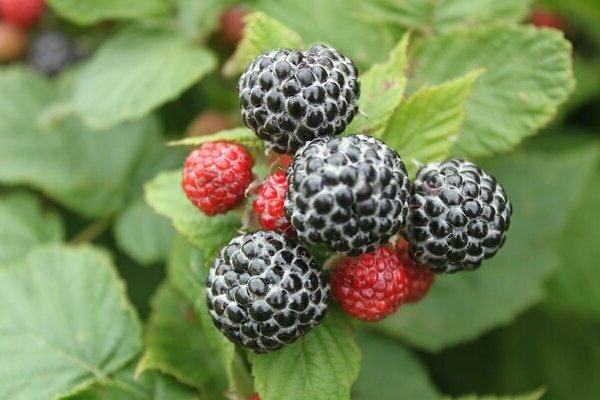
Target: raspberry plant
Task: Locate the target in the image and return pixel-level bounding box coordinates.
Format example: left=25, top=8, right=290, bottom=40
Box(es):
left=1, top=1, right=599, bottom=400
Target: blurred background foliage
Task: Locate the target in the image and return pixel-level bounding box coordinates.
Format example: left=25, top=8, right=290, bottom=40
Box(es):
left=0, top=0, right=599, bottom=399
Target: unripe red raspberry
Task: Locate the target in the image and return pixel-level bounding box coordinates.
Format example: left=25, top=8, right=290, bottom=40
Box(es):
left=0, top=21, right=28, bottom=63
left=185, top=111, right=235, bottom=138
left=332, top=245, right=407, bottom=321
left=0, top=0, right=45, bottom=28
left=396, top=239, right=435, bottom=303
left=529, top=7, right=565, bottom=31
left=218, top=5, right=247, bottom=47
left=182, top=142, right=254, bottom=216
left=253, top=170, right=295, bottom=236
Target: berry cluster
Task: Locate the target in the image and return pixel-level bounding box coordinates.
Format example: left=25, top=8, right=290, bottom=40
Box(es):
left=180, top=45, right=512, bottom=355
left=0, top=0, right=80, bottom=74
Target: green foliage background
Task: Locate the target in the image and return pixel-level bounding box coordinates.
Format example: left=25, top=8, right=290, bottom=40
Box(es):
left=0, top=0, right=599, bottom=399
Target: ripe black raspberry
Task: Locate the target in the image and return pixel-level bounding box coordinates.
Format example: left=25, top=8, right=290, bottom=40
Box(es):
left=405, top=159, right=512, bottom=273
left=238, top=44, right=360, bottom=154
left=206, top=231, right=330, bottom=353
left=285, top=134, right=410, bottom=256
left=27, top=31, right=80, bottom=76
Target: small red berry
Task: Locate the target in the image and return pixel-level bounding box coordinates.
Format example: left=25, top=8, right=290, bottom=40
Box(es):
left=182, top=142, right=254, bottom=216
left=529, top=7, right=565, bottom=31
left=396, top=239, right=435, bottom=303
left=253, top=170, right=295, bottom=236
left=185, top=111, right=235, bottom=138
left=332, top=245, right=407, bottom=321
left=248, top=394, right=261, bottom=400
left=0, top=0, right=45, bottom=28
left=218, top=5, right=247, bottom=47
left=0, top=21, right=28, bottom=63
left=267, top=153, right=293, bottom=169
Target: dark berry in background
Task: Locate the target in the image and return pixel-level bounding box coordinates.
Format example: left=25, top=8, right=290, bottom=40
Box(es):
left=285, top=134, right=410, bottom=256
left=405, top=159, right=512, bottom=273
left=206, top=231, right=330, bottom=353
left=239, top=44, right=360, bottom=154
left=27, top=30, right=81, bottom=76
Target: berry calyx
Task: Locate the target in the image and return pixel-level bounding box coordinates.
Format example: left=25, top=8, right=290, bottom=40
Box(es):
left=182, top=142, right=254, bottom=216
left=331, top=245, right=407, bottom=321
left=253, top=170, right=295, bottom=236
left=0, top=0, right=45, bottom=28
left=396, top=239, right=435, bottom=303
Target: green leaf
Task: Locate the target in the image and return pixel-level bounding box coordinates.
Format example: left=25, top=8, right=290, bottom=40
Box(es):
left=144, top=170, right=241, bottom=264
left=74, top=27, right=217, bottom=129
left=168, top=127, right=264, bottom=149
left=346, top=34, right=409, bottom=136
left=0, top=245, right=142, bottom=399
left=114, top=199, right=174, bottom=266
left=65, top=362, right=196, bottom=400
left=371, top=142, right=599, bottom=351
left=176, top=0, right=235, bottom=41
left=47, top=0, right=171, bottom=25
left=164, top=237, right=251, bottom=397
left=411, top=25, right=575, bottom=158
left=256, top=0, right=400, bottom=69
left=382, top=70, right=481, bottom=176
left=0, top=192, right=64, bottom=267
left=448, top=389, right=545, bottom=400
left=137, top=284, right=229, bottom=397
left=0, top=67, right=173, bottom=217
left=251, top=308, right=360, bottom=400
left=489, top=311, right=600, bottom=400
left=431, top=310, right=599, bottom=400
left=543, top=139, right=600, bottom=320
left=223, top=12, right=304, bottom=77
left=360, top=0, right=531, bottom=35
left=353, top=330, right=439, bottom=400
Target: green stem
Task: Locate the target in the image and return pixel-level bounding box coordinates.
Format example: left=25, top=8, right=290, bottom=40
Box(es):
left=70, top=219, right=111, bottom=244
left=230, top=346, right=255, bottom=399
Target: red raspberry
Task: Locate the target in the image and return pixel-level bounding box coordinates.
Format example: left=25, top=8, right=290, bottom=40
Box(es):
left=0, top=21, right=28, bottom=63
left=267, top=153, right=293, bottom=169
left=396, top=239, right=435, bottom=303
left=248, top=394, right=261, bottom=400
left=0, top=0, right=45, bottom=28
left=332, top=245, right=407, bottom=321
left=218, top=5, right=247, bottom=47
left=185, top=111, right=234, bottom=138
left=253, top=170, right=295, bottom=236
left=529, top=7, right=565, bottom=31
left=182, top=142, right=254, bottom=216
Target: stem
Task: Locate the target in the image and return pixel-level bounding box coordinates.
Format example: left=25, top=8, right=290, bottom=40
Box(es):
left=70, top=219, right=111, bottom=244
left=229, top=346, right=255, bottom=399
